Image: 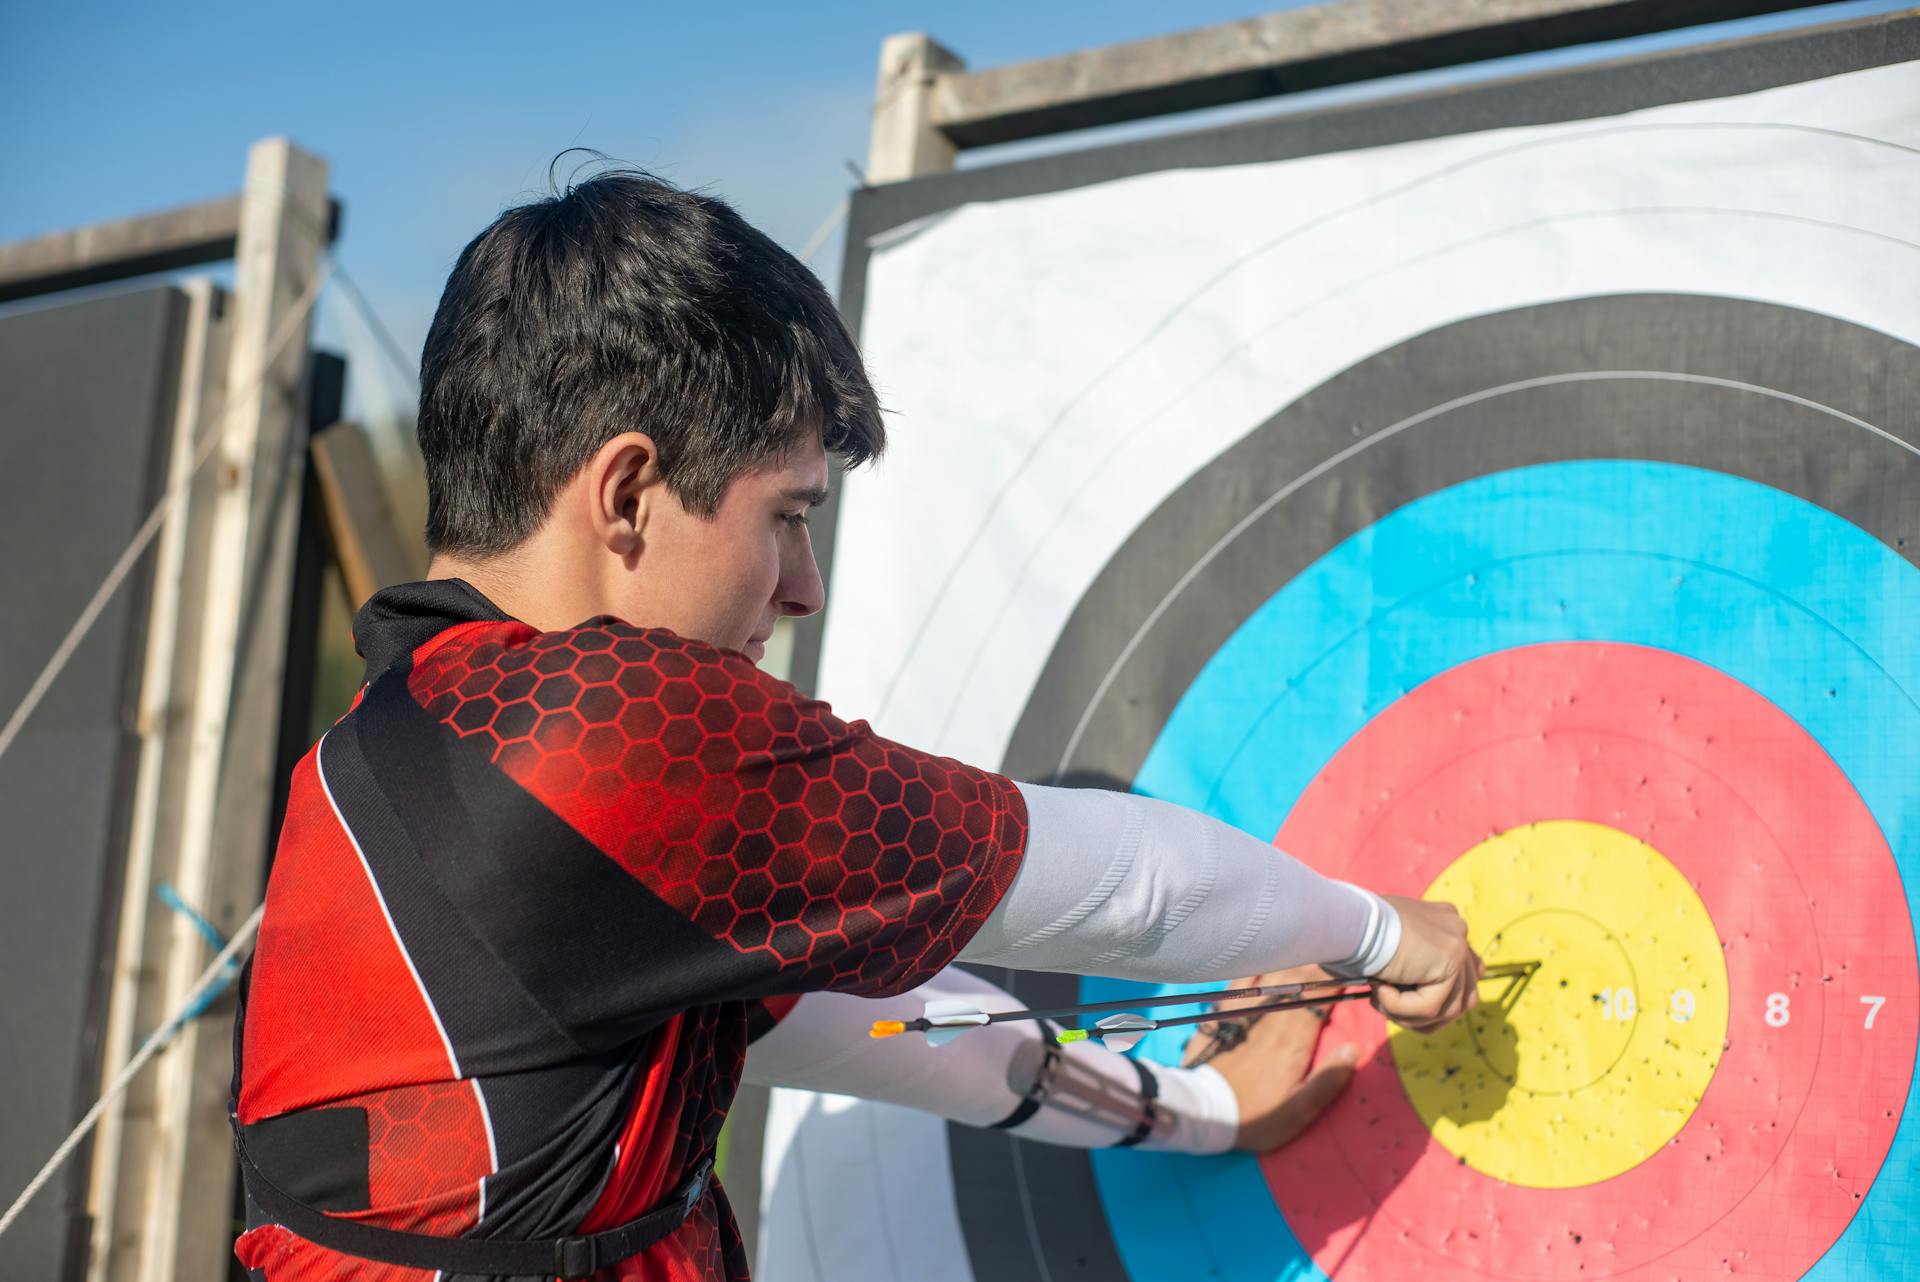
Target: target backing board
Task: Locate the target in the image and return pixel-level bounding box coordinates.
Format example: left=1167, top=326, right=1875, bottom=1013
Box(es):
left=762, top=15, right=1920, bottom=1282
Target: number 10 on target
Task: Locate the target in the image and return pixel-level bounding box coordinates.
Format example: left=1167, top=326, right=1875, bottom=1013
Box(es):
left=1595, top=988, right=1696, bottom=1022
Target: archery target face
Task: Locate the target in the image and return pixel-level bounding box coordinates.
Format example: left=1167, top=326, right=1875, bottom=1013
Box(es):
left=764, top=41, right=1920, bottom=1282
left=954, top=295, right=1920, bottom=1282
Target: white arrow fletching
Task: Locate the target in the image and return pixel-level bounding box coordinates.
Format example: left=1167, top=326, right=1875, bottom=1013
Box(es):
left=922, top=999, right=991, bottom=1047
left=1092, top=1013, right=1154, bottom=1053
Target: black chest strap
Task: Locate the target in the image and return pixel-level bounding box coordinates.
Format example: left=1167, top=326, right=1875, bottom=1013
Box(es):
left=236, top=1126, right=711, bottom=1280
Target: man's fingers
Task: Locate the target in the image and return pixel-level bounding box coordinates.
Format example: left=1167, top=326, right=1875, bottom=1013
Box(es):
left=1238, top=1051, right=1357, bottom=1152
left=1447, top=971, right=1478, bottom=1022
left=1378, top=982, right=1450, bottom=1027
left=1376, top=972, right=1482, bottom=1033
left=1449, top=971, right=1476, bottom=1020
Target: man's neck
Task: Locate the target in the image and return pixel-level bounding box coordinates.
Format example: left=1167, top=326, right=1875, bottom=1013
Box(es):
left=427, top=544, right=596, bottom=633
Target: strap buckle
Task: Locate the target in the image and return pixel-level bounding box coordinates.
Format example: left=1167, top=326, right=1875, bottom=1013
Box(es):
left=683, top=1157, right=714, bottom=1217
left=554, top=1233, right=598, bottom=1279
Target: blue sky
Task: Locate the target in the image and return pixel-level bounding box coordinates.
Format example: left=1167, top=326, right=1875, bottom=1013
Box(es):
left=2, top=1, right=1904, bottom=431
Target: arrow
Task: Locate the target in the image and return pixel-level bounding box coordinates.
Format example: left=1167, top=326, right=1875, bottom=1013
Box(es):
left=1063, top=990, right=1378, bottom=1051
left=870, top=961, right=1538, bottom=1047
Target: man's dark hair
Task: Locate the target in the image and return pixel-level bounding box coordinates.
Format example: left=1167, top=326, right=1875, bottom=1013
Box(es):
left=417, top=166, right=884, bottom=555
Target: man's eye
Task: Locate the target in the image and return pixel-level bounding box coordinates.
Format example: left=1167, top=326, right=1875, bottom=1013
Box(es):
left=783, top=511, right=810, bottom=527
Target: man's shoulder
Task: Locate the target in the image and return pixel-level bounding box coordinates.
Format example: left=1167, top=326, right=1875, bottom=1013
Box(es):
left=403, top=615, right=764, bottom=690
left=403, top=616, right=828, bottom=739
left=380, top=614, right=850, bottom=817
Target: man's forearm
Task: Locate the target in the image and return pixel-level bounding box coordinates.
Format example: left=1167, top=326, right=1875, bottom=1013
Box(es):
left=743, top=966, right=1238, bottom=1155
left=959, top=783, right=1401, bottom=981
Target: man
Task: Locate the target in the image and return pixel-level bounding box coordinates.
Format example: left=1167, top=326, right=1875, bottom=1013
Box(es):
left=231, top=171, right=1480, bottom=1281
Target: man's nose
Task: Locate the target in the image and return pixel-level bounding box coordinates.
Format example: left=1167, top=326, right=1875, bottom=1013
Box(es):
left=780, top=541, right=826, bottom=618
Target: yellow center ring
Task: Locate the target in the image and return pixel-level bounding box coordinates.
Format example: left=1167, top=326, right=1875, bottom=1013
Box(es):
left=1390, top=820, right=1730, bottom=1188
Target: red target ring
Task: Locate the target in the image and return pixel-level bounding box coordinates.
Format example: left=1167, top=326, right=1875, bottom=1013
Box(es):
left=1264, top=642, right=1915, bottom=1280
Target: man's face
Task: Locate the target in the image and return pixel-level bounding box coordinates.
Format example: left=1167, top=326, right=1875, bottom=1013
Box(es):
left=618, top=435, right=829, bottom=664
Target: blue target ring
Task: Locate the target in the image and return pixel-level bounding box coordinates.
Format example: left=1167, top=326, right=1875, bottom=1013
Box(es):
left=1082, top=460, right=1920, bottom=1282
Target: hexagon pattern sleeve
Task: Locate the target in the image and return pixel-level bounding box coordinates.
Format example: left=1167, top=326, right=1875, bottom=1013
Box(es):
left=960, top=782, right=1402, bottom=982
left=743, top=966, right=1240, bottom=1154
left=406, top=618, right=1031, bottom=1009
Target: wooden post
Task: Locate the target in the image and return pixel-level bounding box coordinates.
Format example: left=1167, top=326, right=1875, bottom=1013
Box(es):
left=866, top=33, right=966, bottom=185
left=310, top=420, right=421, bottom=608
left=85, top=278, right=232, bottom=1282
left=122, top=136, right=330, bottom=1282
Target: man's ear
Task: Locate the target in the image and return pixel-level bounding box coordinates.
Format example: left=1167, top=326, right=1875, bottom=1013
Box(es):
left=588, top=431, right=664, bottom=556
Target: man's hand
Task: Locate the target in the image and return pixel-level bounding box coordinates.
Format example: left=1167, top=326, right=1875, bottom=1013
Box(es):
left=1184, top=966, right=1359, bottom=1153
left=1370, top=895, right=1482, bottom=1033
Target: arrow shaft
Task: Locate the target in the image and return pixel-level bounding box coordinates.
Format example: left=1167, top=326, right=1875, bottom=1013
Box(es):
left=1082, top=961, right=1537, bottom=1040
left=1058, top=988, right=1377, bottom=1045
left=895, top=960, right=1539, bottom=1039
left=992, top=961, right=1536, bottom=1027
left=986, top=976, right=1353, bottom=1025
left=1129, top=987, right=1374, bottom=1035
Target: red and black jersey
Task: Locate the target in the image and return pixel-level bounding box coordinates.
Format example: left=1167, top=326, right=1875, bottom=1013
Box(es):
left=233, top=579, right=1029, bottom=1280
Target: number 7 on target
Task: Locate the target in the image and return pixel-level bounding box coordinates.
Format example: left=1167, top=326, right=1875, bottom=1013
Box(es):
left=1862, top=995, right=1888, bottom=1029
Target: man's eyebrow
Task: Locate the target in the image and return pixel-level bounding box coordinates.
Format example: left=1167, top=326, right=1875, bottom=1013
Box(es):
left=781, top=485, right=831, bottom=507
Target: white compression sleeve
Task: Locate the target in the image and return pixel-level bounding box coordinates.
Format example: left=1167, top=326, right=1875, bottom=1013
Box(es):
left=744, top=966, right=1239, bottom=1155
left=959, top=783, right=1401, bottom=982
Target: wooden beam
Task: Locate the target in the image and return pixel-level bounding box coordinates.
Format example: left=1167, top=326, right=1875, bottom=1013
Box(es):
left=311, top=419, right=421, bottom=608
left=925, top=0, right=1827, bottom=151
left=0, top=197, right=240, bottom=305
left=0, top=194, right=341, bottom=305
